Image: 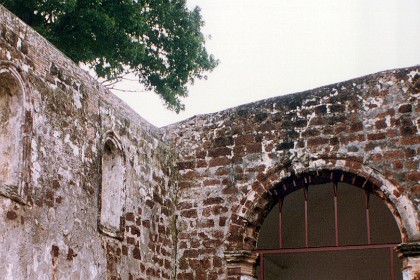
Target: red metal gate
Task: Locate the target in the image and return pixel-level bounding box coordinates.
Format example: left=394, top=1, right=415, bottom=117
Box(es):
left=253, top=174, right=400, bottom=280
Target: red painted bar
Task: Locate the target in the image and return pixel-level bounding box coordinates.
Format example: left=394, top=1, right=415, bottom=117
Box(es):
left=390, top=247, right=395, bottom=280
left=253, top=243, right=397, bottom=255
left=304, top=186, right=309, bottom=248
left=366, top=191, right=371, bottom=244
left=333, top=181, right=339, bottom=246
left=278, top=198, right=284, bottom=249
left=260, top=253, right=264, bottom=280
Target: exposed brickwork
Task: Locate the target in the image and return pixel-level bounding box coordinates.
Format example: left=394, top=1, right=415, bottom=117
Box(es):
left=0, top=5, right=176, bottom=279
left=1, top=4, right=420, bottom=280
left=164, top=66, right=420, bottom=278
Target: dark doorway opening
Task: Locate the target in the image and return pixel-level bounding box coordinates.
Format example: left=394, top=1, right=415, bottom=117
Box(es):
left=254, top=171, right=402, bottom=280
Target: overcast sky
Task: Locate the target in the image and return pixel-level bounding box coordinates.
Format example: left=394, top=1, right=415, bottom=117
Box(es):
left=114, top=0, right=420, bottom=127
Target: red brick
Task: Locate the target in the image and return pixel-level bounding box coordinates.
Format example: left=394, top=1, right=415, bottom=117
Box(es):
left=208, top=147, right=231, bottom=157
left=182, top=170, right=200, bottom=180
left=203, top=197, right=224, bottom=205
left=256, top=123, right=275, bottom=132
left=383, top=150, right=402, bottom=159
left=371, top=153, right=382, bottom=162
left=215, top=167, right=230, bottom=175
left=401, top=136, right=420, bottom=145
left=180, top=209, right=197, bottom=218
left=411, top=184, right=420, bottom=195
left=302, top=128, right=321, bottom=137
left=204, top=179, right=220, bottom=186
left=393, top=161, right=404, bottom=169
left=132, top=247, right=141, bottom=260
left=212, top=205, right=228, bottom=215
left=235, top=134, right=255, bottom=145
left=399, top=103, right=413, bottom=113
left=406, top=172, right=420, bottom=181
left=196, top=159, right=207, bottom=168
left=307, top=137, right=329, bottom=147
left=209, top=157, right=230, bottom=167
left=178, top=201, right=193, bottom=210
left=367, top=132, right=386, bottom=141
left=125, top=212, right=135, bottom=222
left=246, top=143, right=262, bottom=153
left=400, top=126, right=417, bottom=136
left=329, top=104, right=345, bottom=113
left=350, top=122, right=363, bottom=132
left=375, top=119, right=387, bottom=129
left=6, top=211, right=17, bottom=220
left=213, top=136, right=233, bottom=147
left=197, top=219, right=214, bottom=228
left=178, top=161, right=195, bottom=170
left=405, top=160, right=417, bottom=170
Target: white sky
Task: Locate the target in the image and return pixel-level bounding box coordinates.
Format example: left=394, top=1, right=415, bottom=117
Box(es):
left=114, top=0, right=420, bottom=127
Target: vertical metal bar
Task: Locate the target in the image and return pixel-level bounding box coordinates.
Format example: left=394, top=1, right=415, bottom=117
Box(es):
left=390, top=247, right=395, bottom=280
left=304, top=185, right=309, bottom=248
left=365, top=191, right=371, bottom=244
left=333, top=181, right=339, bottom=246
left=279, top=197, right=284, bottom=249
left=260, top=254, right=264, bottom=280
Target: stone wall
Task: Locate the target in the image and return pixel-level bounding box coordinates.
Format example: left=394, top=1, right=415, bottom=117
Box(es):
left=1, top=4, right=420, bottom=280
left=0, top=5, right=177, bottom=279
left=163, top=66, right=420, bottom=279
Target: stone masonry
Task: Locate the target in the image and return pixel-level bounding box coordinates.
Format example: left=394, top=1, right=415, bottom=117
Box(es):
left=0, top=5, right=419, bottom=280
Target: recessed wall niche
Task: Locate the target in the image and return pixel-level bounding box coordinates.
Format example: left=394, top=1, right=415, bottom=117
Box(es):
left=0, top=66, right=30, bottom=204
left=99, top=131, right=126, bottom=238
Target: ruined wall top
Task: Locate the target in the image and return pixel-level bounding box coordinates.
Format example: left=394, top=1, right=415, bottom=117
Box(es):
left=0, top=4, right=159, bottom=136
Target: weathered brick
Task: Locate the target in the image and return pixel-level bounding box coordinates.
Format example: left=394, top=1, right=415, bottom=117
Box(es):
left=178, top=161, right=195, bottom=170
left=383, top=150, right=402, bottom=160
left=375, top=119, right=387, bottom=129
left=2, top=8, right=419, bottom=280
left=399, top=103, right=413, bottom=113
left=204, top=179, right=220, bottom=186
left=132, top=247, right=141, bottom=260
left=209, top=157, right=230, bottom=167
left=6, top=211, right=17, bottom=220
left=329, top=104, right=345, bottom=113
left=307, top=137, right=329, bottom=147
left=256, top=123, right=275, bottom=132
left=235, top=134, right=255, bottom=146
left=180, top=209, right=197, bottom=218
left=208, top=147, right=231, bottom=157
left=315, top=105, right=327, bottom=114
left=213, top=136, right=234, bottom=147
left=367, top=132, right=386, bottom=141
left=276, top=141, right=294, bottom=150
left=350, top=122, right=363, bottom=132
left=400, top=126, right=417, bottom=136
left=406, top=172, right=420, bottom=181
left=246, top=143, right=262, bottom=153
left=203, top=197, right=224, bottom=205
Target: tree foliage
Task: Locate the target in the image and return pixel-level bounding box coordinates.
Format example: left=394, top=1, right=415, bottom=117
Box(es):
left=1, top=0, right=218, bottom=112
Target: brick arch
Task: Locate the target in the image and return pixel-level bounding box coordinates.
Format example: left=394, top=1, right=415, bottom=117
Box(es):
left=236, top=158, right=418, bottom=244
left=225, top=158, right=418, bottom=279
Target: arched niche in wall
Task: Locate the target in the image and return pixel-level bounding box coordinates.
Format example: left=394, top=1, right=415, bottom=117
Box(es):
left=0, top=65, right=31, bottom=204
left=99, top=131, right=126, bottom=238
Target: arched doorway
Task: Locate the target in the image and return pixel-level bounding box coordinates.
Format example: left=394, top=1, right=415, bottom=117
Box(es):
left=254, top=170, right=402, bottom=280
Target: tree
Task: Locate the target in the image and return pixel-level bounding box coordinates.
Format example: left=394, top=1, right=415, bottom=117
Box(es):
left=1, top=0, right=218, bottom=112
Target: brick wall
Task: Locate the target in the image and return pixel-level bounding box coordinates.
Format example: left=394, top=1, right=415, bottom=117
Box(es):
left=164, top=66, right=420, bottom=279
left=1, top=4, right=420, bottom=280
